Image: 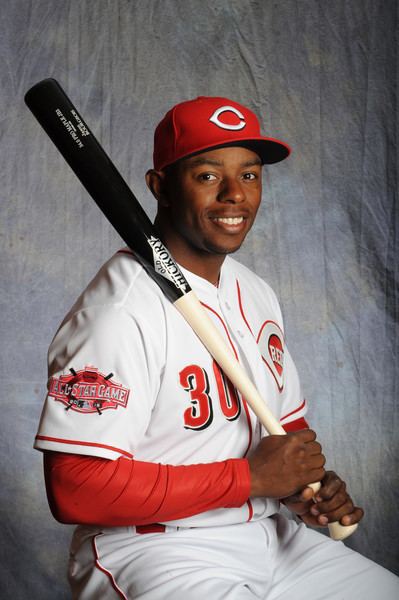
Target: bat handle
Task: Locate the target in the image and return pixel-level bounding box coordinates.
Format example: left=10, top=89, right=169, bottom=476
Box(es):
left=174, top=291, right=358, bottom=541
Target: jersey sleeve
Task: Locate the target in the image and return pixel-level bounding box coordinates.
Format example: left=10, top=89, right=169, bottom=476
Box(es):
left=35, top=303, right=165, bottom=460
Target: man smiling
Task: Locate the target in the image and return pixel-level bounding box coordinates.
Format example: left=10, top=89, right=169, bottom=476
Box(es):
left=36, top=97, right=398, bottom=598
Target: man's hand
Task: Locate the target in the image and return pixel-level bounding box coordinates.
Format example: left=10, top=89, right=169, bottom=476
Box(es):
left=248, top=429, right=326, bottom=499
left=282, top=470, right=364, bottom=527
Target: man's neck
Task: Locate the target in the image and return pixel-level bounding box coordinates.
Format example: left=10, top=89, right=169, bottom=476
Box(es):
left=167, top=242, right=225, bottom=287
left=154, top=221, right=225, bottom=286
left=177, top=253, right=224, bottom=286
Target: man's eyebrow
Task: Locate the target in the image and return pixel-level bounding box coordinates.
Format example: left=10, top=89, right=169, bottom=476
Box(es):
left=186, top=157, right=224, bottom=167
left=242, top=158, right=262, bottom=167
left=185, top=156, right=262, bottom=168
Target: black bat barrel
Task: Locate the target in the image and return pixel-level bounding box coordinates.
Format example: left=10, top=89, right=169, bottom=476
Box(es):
left=24, top=78, right=191, bottom=302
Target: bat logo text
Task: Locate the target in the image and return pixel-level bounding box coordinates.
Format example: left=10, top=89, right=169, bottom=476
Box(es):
left=55, top=108, right=85, bottom=149
left=70, top=109, right=90, bottom=137
left=147, top=236, right=190, bottom=293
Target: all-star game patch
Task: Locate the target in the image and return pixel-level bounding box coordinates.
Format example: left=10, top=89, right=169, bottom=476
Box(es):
left=48, top=366, right=130, bottom=414
left=256, top=321, right=285, bottom=391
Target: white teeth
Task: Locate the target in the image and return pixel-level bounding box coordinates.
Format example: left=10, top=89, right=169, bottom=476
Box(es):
left=215, top=217, right=244, bottom=225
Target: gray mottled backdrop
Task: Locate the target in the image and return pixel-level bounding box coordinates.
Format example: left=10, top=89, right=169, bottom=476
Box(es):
left=0, top=1, right=397, bottom=598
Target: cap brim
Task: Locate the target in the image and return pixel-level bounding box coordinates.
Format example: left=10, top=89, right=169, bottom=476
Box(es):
left=234, top=138, right=291, bottom=164
left=206, top=138, right=291, bottom=164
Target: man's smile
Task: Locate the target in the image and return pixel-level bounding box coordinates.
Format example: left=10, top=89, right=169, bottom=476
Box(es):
left=211, top=216, right=245, bottom=225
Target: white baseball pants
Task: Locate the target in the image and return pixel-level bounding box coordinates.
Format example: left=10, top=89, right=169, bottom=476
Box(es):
left=68, top=514, right=399, bottom=599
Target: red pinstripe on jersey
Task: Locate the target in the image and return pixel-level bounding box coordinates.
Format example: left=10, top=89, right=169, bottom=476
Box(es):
left=35, top=435, right=133, bottom=458
left=91, top=533, right=128, bottom=599
left=116, top=248, right=134, bottom=256
left=280, top=399, right=307, bottom=423
left=236, top=279, right=254, bottom=335
left=246, top=500, right=254, bottom=522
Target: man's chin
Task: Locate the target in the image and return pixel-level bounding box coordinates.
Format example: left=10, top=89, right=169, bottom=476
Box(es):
left=204, top=241, right=244, bottom=256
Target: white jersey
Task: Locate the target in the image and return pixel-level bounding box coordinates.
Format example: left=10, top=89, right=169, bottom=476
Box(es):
left=35, top=250, right=307, bottom=527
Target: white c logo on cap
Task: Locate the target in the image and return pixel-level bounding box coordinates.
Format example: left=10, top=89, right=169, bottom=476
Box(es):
left=209, top=106, right=246, bottom=131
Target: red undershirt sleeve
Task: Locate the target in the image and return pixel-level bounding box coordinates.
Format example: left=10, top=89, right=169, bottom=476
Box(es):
left=282, top=417, right=309, bottom=433
left=43, top=451, right=251, bottom=527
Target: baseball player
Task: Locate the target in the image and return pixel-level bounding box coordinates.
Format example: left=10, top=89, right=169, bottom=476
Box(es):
left=35, top=97, right=399, bottom=598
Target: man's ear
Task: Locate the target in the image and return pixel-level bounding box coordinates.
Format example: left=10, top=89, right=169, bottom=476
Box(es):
left=145, top=169, right=169, bottom=207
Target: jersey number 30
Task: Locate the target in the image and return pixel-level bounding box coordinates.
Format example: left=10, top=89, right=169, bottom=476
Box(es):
left=179, top=362, right=241, bottom=431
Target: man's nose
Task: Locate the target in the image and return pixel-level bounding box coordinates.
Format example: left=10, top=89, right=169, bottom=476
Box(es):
left=217, top=177, right=245, bottom=203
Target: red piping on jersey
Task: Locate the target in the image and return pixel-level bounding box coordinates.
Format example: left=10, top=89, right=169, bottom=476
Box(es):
left=35, top=435, right=133, bottom=459
left=280, top=399, right=306, bottom=423
left=256, top=319, right=284, bottom=340
left=117, top=249, right=134, bottom=256
left=236, top=279, right=254, bottom=335
left=201, top=302, right=239, bottom=360
left=261, top=356, right=283, bottom=392
left=200, top=301, right=253, bottom=453
left=246, top=500, right=254, bottom=522
left=91, top=534, right=128, bottom=599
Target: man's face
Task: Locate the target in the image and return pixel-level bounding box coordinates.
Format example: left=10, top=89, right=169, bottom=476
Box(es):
left=161, top=146, right=262, bottom=258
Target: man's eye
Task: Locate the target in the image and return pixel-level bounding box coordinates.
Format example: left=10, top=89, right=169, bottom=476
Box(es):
left=243, top=172, right=257, bottom=180
left=199, top=173, right=217, bottom=181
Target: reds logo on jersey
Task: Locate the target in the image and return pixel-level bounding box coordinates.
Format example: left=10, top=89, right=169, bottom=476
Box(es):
left=257, top=321, right=285, bottom=391
left=48, top=366, right=130, bottom=414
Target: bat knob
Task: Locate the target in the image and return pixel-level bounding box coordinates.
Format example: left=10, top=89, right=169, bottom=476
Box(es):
left=328, top=521, right=359, bottom=541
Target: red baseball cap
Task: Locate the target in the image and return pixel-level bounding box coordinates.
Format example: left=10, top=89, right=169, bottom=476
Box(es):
left=153, top=96, right=291, bottom=171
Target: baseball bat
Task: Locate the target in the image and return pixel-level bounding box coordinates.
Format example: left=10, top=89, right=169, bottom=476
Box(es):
left=25, top=78, right=357, bottom=541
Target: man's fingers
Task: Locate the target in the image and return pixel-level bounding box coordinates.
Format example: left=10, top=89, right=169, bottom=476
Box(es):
left=292, top=444, right=325, bottom=474
left=341, top=507, right=364, bottom=526
left=300, top=486, right=316, bottom=501
left=309, top=454, right=326, bottom=470
left=318, top=502, right=362, bottom=526
left=312, top=496, right=351, bottom=522
left=307, top=441, right=323, bottom=456
left=284, top=467, right=365, bottom=530
left=295, top=456, right=325, bottom=488
left=284, top=485, right=315, bottom=507
left=290, top=429, right=317, bottom=443
left=315, top=471, right=343, bottom=501
left=304, top=467, right=326, bottom=487
left=312, top=482, right=347, bottom=513
left=311, top=488, right=364, bottom=526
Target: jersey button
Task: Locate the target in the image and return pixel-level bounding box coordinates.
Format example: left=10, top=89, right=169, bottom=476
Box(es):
left=225, top=301, right=231, bottom=310
left=237, top=330, right=244, bottom=338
